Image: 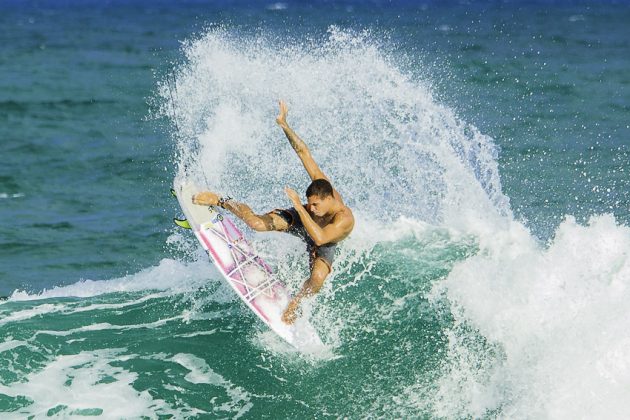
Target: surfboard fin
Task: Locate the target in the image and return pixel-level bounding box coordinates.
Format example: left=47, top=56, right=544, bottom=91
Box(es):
left=171, top=188, right=191, bottom=229
left=173, top=218, right=191, bottom=229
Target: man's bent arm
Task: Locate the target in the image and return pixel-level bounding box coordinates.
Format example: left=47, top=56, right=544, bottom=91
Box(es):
left=292, top=205, right=351, bottom=246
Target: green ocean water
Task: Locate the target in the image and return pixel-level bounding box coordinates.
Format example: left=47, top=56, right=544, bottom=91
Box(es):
left=1, top=1, right=629, bottom=418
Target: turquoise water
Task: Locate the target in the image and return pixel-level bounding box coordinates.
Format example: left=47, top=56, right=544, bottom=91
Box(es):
left=1, top=1, right=629, bottom=418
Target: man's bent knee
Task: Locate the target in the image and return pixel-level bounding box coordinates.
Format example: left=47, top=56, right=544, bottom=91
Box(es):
left=246, top=217, right=268, bottom=232
left=256, top=213, right=288, bottom=232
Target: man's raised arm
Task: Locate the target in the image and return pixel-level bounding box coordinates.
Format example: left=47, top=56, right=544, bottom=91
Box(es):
left=276, top=100, right=329, bottom=182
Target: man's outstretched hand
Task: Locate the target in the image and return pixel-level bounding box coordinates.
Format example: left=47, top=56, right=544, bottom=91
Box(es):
left=276, top=100, right=289, bottom=129
left=284, top=186, right=302, bottom=207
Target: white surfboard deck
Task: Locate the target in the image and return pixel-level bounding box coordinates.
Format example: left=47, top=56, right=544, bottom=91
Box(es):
left=173, top=182, right=323, bottom=349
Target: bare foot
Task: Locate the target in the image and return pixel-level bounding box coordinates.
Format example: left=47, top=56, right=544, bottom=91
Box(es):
left=281, top=301, right=299, bottom=325
left=192, top=191, right=220, bottom=206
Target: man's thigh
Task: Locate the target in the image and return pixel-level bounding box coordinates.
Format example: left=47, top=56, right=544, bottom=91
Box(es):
left=259, top=211, right=290, bottom=231
left=308, top=258, right=331, bottom=292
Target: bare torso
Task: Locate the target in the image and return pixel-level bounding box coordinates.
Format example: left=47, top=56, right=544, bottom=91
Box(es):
left=306, top=189, right=354, bottom=244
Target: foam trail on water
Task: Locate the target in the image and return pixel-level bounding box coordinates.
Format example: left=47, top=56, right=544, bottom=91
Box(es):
left=8, top=257, right=216, bottom=302
left=0, top=349, right=199, bottom=419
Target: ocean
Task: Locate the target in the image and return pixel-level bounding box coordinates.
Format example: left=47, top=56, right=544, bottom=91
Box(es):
left=1, top=0, right=629, bottom=418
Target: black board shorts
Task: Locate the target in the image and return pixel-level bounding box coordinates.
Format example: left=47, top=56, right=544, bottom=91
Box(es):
left=269, top=207, right=336, bottom=271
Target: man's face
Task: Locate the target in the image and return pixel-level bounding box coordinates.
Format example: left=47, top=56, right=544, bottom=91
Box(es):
left=307, top=194, right=333, bottom=217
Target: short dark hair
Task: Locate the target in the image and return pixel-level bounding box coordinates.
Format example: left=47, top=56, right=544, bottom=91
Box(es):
left=306, top=178, right=334, bottom=198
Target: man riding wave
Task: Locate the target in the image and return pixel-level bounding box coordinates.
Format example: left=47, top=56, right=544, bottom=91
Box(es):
left=192, top=100, right=355, bottom=324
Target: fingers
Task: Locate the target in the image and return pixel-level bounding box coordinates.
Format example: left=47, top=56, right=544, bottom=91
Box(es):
left=276, top=100, right=290, bottom=128
left=278, top=100, right=287, bottom=116
left=284, top=187, right=302, bottom=206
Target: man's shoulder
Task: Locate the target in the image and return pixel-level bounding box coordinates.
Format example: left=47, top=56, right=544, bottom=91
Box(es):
left=334, top=205, right=354, bottom=227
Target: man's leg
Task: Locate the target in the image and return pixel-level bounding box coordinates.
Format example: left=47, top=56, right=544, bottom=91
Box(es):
left=281, top=258, right=330, bottom=324
left=192, top=191, right=289, bottom=232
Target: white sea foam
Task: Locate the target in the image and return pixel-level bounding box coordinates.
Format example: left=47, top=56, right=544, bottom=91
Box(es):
left=161, top=27, right=509, bottom=229
left=176, top=328, right=218, bottom=338
left=170, top=353, right=253, bottom=417
left=0, top=304, right=66, bottom=327
left=9, top=257, right=217, bottom=301
left=0, top=339, right=29, bottom=354
left=0, top=192, right=24, bottom=199
left=66, top=292, right=170, bottom=313
left=0, top=349, right=194, bottom=419
left=427, top=214, right=630, bottom=418
left=35, top=315, right=184, bottom=338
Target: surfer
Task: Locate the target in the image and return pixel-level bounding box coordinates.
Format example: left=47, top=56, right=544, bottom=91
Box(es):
left=192, top=100, right=354, bottom=324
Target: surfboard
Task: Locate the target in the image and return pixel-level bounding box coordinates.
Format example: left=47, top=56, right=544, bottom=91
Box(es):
left=172, top=182, right=323, bottom=349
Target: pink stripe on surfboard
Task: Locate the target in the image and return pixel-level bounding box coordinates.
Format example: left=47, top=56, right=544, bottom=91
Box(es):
left=197, top=230, right=231, bottom=273
left=198, top=229, right=271, bottom=322
left=222, top=218, right=273, bottom=274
